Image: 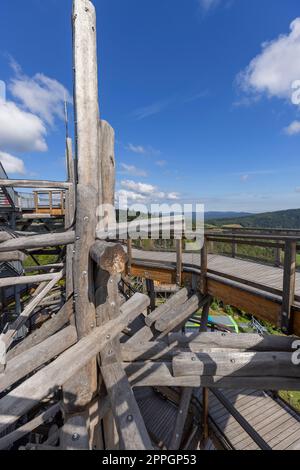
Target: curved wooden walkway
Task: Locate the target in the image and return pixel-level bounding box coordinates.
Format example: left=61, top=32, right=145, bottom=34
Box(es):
left=131, top=249, right=300, bottom=301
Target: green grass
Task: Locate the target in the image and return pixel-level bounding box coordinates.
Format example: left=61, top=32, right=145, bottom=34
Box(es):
left=279, top=391, right=300, bottom=413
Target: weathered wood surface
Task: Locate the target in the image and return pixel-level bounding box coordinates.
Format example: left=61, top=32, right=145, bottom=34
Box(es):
left=0, top=272, right=60, bottom=288
left=172, top=351, right=300, bottom=378
left=1, top=326, right=77, bottom=393
left=101, top=362, right=153, bottom=450
left=169, top=388, right=193, bottom=450
left=155, top=295, right=203, bottom=336
left=145, top=288, right=188, bottom=327
left=0, top=271, right=63, bottom=350
left=70, top=0, right=101, bottom=408
left=60, top=415, right=90, bottom=450
left=281, top=240, right=297, bottom=333
left=0, top=179, right=71, bottom=189
left=90, top=241, right=127, bottom=275
left=0, top=403, right=61, bottom=450
left=167, top=331, right=299, bottom=352
left=0, top=251, right=26, bottom=262
left=125, top=362, right=300, bottom=391
left=0, top=231, right=75, bottom=253
left=99, top=120, right=115, bottom=209
left=0, top=293, right=149, bottom=434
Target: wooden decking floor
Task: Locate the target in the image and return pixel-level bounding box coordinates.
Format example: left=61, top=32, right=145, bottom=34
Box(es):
left=131, top=249, right=300, bottom=303
left=204, top=389, right=300, bottom=450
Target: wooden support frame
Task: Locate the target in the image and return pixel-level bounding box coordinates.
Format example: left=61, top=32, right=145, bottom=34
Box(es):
left=281, top=240, right=297, bottom=333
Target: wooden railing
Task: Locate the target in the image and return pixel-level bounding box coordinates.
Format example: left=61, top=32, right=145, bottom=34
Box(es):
left=203, top=232, right=300, bottom=334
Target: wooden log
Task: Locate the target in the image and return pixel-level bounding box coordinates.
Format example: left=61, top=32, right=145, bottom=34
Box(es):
left=24, top=264, right=64, bottom=272
left=125, top=362, right=300, bottom=391
left=172, top=351, right=300, bottom=378
left=65, top=137, right=76, bottom=300
left=0, top=251, right=26, bottom=263
left=167, top=331, right=298, bottom=352
left=101, top=362, right=153, bottom=450
left=90, top=241, right=127, bottom=275
left=154, top=284, right=180, bottom=294
left=0, top=272, right=60, bottom=288
left=176, top=239, right=183, bottom=286
left=0, top=232, right=11, bottom=242
left=60, top=415, right=89, bottom=450
left=155, top=295, right=204, bottom=336
left=0, top=231, right=75, bottom=253
left=199, top=296, right=212, bottom=332
left=169, top=388, right=193, bottom=450
left=0, top=403, right=61, bottom=450
left=0, top=271, right=63, bottom=350
left=70, top=0, right=101, bottom=407
left=0, top=294, right=149, bottom=434
left=281, top=240, right=297, bottom=333
left=145, top=288, right=188, bottom=327
left=0, top=326, right=77, bottom=393
left=127, top=239, right=132, bottom=276
left=99, top=120, right=115, bottom=209
left=0, top=179, right=71, bottom=189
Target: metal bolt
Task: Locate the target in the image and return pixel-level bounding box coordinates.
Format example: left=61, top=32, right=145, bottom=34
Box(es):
left=127, top=415, right=133, bottom=422
left=106, top=335, right=111, bottom=340
left=108, top=350, right=113, bottom=356
left=191, top=356, right=196, bottom=362
left=111, top=301, right=116, bottom=307
left=82, top=271, right=87, bottom=277
left=230, top=359, right=235, bottom=364
left=72, top=433, right=80, bottom=441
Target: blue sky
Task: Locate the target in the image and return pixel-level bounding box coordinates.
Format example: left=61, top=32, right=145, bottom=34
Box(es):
left=1, top=0, right=300, bottom=212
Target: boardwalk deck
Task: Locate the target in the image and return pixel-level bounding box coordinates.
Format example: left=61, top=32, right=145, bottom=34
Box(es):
left=131, top=249, right=300, bottom=305
left=203, top=389, right=300, bottom=450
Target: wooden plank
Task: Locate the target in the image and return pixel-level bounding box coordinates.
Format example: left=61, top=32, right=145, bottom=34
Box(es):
left=125, top=362, right=300, bottom=390
left=176, top=239, right=183, bottom=286
left=168, top=331, right=298, bottom=352
left=0, top=294, right=149, bottom=434
left=155, top=295, right=204, bottom=336
left=0, top=326, right=77, bottom=393
left=145, top=288, right=188, bottom=327
left=172, top=351, right=300, bottom=378
left=101, top=362, right=153, bottom=450
left=60, top=415, right=90, bottom=450
left=169, top=388, right=193, bottom=450
left=0, top=272, right=60, bottom=289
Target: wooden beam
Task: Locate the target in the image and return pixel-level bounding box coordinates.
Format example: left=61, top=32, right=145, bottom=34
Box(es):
left=0, top=231, right=75, bottom=253
left=90, top=241, right=127, bottom=275
left=0, top=179, right=71, bottom=189
left=60, top=415, right=90, bottom=450
left=0, top=251, right=26, bottom=263
left=176, top=239, right=183, bottom=286
left=169, top=388, right=193, bottom=450
left=0, top=293, right=149, bottom=434
left=281, top=240, right=297, bottom=333
left=145, top=288, right=188, bottom=327
left=125, top=362, right=300, bottom=391
left=0, top=272, right=60, bottom=288
left=155, top=295, right=204, bottom=336
left=172, top=351, right=300, bottom=378
left=101, top=362, right=153, bottom=450
left=70, top=0, right=101, bottom=407
left=0, top=326, right=77, bottom=393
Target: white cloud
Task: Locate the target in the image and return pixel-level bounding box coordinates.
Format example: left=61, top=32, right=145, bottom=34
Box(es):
left=156, top=160, right=167, bottom=167
left=121, top=180, right=156, bottom=194
left=238, top=18, right=300, bottom=102
left=116, top=189, right=147, bottom=202
left=132, top=99, right=171, bottom=120
left=126, top=143, right=146, bottom=154
left=0, top=151, right=26, bottom=175
left=0, top=100, right=47, bottom=153
left=120, top=163, right=148, bottom=177
left=283, top=120, right=300, bottom=136
left=199, top=0, right=220, bottom=11
left=9, top=63, right=72, bottom=126
left=120, top=180, right=181, bottom=202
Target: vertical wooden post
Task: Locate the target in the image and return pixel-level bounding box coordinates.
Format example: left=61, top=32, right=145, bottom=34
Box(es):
left=64, top=0, right=100, bottom=411
left=202, top=387, right=209, bottom=441
left=65, top=138, right=75, bottom=301
left=274, top=246, right=281, bottom=267
left=199, top=296, right=212, bottom=332
left=49, top=191, right=53, bottom=214
left=200, top=236, right=208, bottom=295
left=34, top=192, right=38, bottom=213
left=127, top=238, right=132, bottom=276
left=281, top=240, right=297, bottom=333
left=169, top=388, right=193, bottom=450
left=146, top=279, right=156, bottom=312
left=232, top=237, right=237, bottom=259
left=176, top=239, right=183, bottom=286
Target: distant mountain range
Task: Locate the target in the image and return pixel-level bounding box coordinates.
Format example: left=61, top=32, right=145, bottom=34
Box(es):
left=207, top=208, right=300, bottom=229
left=205, top=211, right=252, bottom=221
